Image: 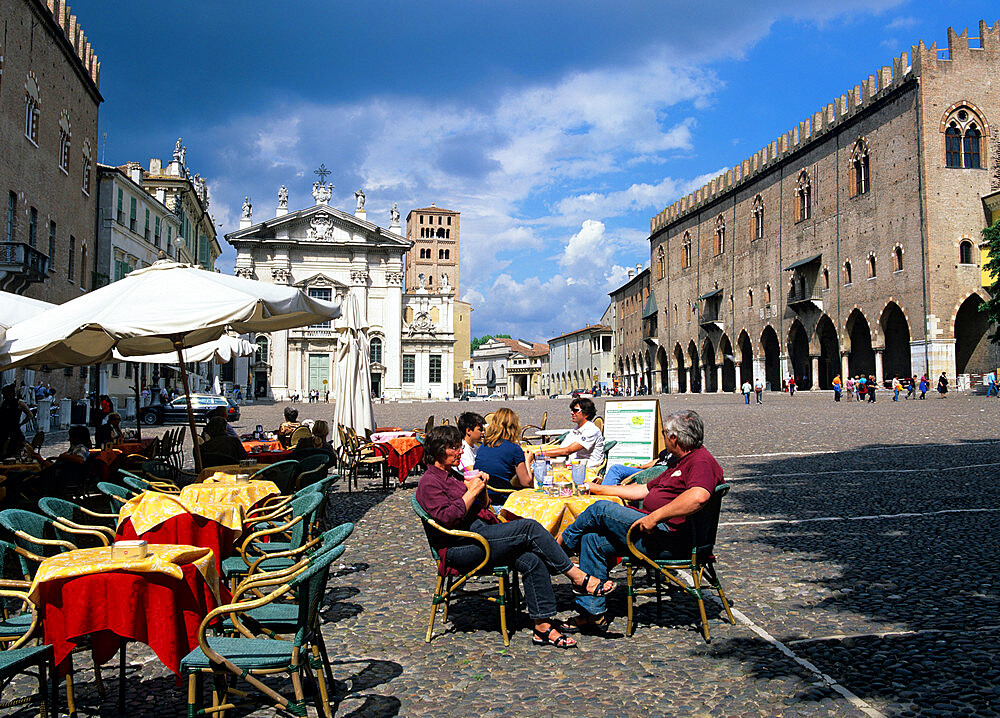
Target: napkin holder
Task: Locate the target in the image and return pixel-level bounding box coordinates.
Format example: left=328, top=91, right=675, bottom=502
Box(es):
left=112, top=540, right=148, bottom=560
left=235, top=474, right=250, bottom=484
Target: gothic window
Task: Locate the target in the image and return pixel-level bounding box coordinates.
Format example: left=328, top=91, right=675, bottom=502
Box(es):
left=850, top=138, right=870, bottom=196
left=369, top=336, right=383, bottom=364
left=867, top=253, right=876, bottom=279
left=959, top=239, right=975, bottom=265
left=822, top=267, right=830, bottom=289
left=656, top=246, right=664, bottom=280
left=747, top=288, right=753, bottom=307
left=81, top=138, right=92, bottom=194
left=673, top=304, right=678, bottom=325
left=752, top=194, right=764, bottom=239
left=58, top=110, right=71, bottom=173
left=795, top=170, right=811, bottom=222
left=714, top=215, right=725, bottom=255
left=893, top=245, right=904, bottom=272
left=681, top=231, right=692, bottom=269
left=942, top=105, right=988, bottom=169
left=843, top=261, right=852, bottom=285
left=764, top=284, right=771, bottom=304
left=24, top=72, right=40, bottom=144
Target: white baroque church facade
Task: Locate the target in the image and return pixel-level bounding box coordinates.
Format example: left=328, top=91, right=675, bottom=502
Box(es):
left=226, top=179, right=455, bottom=401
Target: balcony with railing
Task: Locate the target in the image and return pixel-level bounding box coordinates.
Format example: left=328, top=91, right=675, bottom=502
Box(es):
left=784, top=255, right=823, bottom=311
left=698, top=289, right=724, bottom=330
left=0, top=242, right=50, bottom=293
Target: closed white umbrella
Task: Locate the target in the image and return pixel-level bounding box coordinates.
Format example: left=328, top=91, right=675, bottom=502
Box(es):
left=331, top=293, right=373, bottom=450
left=0, top=260, right=340, bottom=470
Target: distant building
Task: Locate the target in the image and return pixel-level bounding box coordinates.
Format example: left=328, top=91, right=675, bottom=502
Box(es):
left=647, top=21, right=1000, bottom=393
left=405, top=205, right=459, bottom=294
left=547, top=324, right=613, bottom=395
left=608, top=265, right=651, bottom=394
left=453, top=299, right=473, bottom=393
left=0, top=0, right=102, bottom=400
left=471, top=337, right=548, bottom=397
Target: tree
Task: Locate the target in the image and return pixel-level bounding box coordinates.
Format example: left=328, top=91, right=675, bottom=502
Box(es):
left=471, top=334, right=510, bottom=352
left=979, top=219, right=1000, bottom=343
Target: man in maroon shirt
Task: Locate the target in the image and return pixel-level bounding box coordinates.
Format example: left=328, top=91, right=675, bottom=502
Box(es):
left=560, top=409, right=724, bottom=626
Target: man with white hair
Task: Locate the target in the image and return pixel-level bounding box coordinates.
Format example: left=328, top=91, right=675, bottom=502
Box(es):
left=558, top=409, right=725, bottom=630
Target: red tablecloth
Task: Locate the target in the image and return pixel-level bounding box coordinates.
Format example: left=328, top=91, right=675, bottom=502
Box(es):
left=242, top=440, right=283, bottom=453
left=37, top=561, right=220, bottom=676
left=248, top=449, right=296, bottom=465
left=376, top=439, right=424, bottom=482
left=117, top=514, right=237, bottom=578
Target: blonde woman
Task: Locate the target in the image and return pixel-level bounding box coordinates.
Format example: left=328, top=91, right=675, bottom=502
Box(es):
left=474, top=407, right=534, bottom=501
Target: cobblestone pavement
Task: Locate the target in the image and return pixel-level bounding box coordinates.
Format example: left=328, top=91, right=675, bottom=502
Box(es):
left=9, top=391, right=1000, bottom=716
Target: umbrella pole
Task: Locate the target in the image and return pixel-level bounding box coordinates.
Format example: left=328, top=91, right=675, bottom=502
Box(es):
left=131, top=363, right=142, bottom=441
left=172, top=336, right=202, bottom=474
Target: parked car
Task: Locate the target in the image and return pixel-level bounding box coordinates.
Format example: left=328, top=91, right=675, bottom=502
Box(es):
left=459, top=391, right=484, bottom=401
left=139, top=394, right=240, bottom=425
left=570, top=389, right=594, bottom=398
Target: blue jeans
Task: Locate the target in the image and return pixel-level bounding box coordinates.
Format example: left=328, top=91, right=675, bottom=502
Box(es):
left=602, top=464, right=641, bottom=486
left=445, top=518, right=573, bottom=619
left=561, top=501, right=685, bottom=616
left=743, top=393, right=750, bottom=404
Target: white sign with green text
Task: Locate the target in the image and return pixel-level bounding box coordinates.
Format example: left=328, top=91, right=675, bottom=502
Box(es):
left=604, top=400, right=659, bottom=468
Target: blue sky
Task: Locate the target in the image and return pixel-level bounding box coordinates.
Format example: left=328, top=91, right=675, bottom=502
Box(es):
left=70, top=0, right=996, bottom=343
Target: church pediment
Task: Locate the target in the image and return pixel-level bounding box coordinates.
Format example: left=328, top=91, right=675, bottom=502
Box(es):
left=293, top=273, right=348, bottom=291
left=226, top=203, right=411, bottom=249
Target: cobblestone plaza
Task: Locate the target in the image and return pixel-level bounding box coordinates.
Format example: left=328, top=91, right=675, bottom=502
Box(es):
left=9, top=391, right=999, bottom=716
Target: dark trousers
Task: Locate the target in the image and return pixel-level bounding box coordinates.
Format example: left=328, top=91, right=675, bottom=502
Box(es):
left=445, top=518, right=573, bottom=619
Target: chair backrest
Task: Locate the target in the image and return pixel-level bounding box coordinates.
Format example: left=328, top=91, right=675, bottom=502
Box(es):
left=410, top=496, right=443, bottom=561
left=290, top=543, right=347, bottom=646
left=594, top=416, right=604, bottom=434
left=286, top=491, right=324, bottom=546
left=603, top=439, right=617, bottom=455
left=38, top=497, right=115, bottom=531
left=251, top=459, right=299, bottom=493
left=289, top=426, right=312, bottom=446
left=483, top=412, right=495, bottom=427
left=122, top=475, right=154, bottom=494
left=623, top=466, right=664, bottom=486
left=687, top=484, right=730, bottom=562
left=423, top=416, right=435, bottom=434
left=0, top=509, right=76, bottom=575
left=294, top=453, right=329, bottom=478
left=539, top=411, right=547, bottom=430
left=96, top=481, right=133, bottom=514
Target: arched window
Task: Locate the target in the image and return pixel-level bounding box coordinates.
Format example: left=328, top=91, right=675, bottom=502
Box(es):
left=844, top=261, right=853, bottom=285
left=58, top=110, right=71, bottom=173
left=764, top=284, right=771, bottom=304
left=822, top=267, right=830, bottom=289
left=436, top=227, right=446, bottom=238
left=81, top=138, right=92, bottom=194
left=867, top=253, right=877, bottom=279
left=673, top=304, right=678, bottom=325
left=24, top=72, right=40, bottom=144
left=893, top=245, right=904, bottom=272
left=254, top=336, right=269, bottom=364
left=752, top=194, right=764, bottom=239
left=964, top=126, right=981, bottom=169
left=942, top=105, right=988, bottom=169
left=850, top=138, right=870, bottom=196
left=747, top=288, right=753, bottom=307
left=369, top=336, right=383, bottom=364
left=438, top=249, right=444, bottom=259
left=681, top=232, right=692, bottom=269
left=795, top=170, right=811, bottom=222
left=656, top=246, right=664, bottom=280
left=959, top=239, right=975, bottom=264
left=714, top=215, right=725, bottom=255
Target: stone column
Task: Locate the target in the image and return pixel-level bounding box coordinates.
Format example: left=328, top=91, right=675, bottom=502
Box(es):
left=715, top=365, right=723, bottom=393
left=735, top=364, right=743, bottom=391
left=875, top=349, right=884, bottom=385
left=37, top=398, right=51, bottom=432
left=59, top=398, right=71, bottom=428
left=669, top=367, right=678, bottom=393
left=841, top=352, right=850, bottom=380
left=810, top=355, right=820, bottom=389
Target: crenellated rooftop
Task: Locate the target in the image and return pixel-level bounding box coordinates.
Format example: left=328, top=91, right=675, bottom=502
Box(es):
left=41, top=0, right=101, bottom=89
left=650, top=20, right=1000, bottom=236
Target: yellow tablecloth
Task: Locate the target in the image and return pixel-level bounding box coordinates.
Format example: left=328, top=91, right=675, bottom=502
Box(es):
left=500, top=489, right=624, bottom=536
left=179, top=479, right=279, bottom=512
left=118, top=491, right=245, bottom=535
left=28, top=544, right=220, bottom=603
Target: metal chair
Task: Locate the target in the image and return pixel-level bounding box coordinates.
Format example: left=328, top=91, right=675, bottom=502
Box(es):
left=411, top=497, right=518, bottom=646
left=623, top=484, right=736, bottom=641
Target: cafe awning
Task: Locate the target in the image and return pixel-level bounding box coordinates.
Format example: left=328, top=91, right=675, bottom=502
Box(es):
left=697, top=288, right=722, bottom=301
left=641, top=292, right=658, bottom=319
left=784, top=254, right=822, bottom=271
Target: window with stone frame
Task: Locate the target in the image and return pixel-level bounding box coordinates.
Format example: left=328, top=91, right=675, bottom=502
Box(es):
left=959, top=239, right=975, bottom=265
left=942, top=105, right=987, bottom=169
left=822, top=267, right=830, bottom=290
left=656, top=245, right=664, bottom=280
left=429, top=355, right=442, bottom=383
left=764, top=284, right=771, bottom=304
left=794, top=170, right=811, bottom=222
left=58, top=110, right=71, bottom=173
left=24, top=72, right=40, bottom=145
left=713, top=215, right=725, bottom=255
left=866, top=253, right=876, bottom=279
left=369, top=337, right=383, bottom=364
left=843, top=261, right=852, bottom=285
left=849, top=138, right=870, bottom=196
left=752, top=194, right=764, bottom=240
left=81, top=139, right=92, bottom=194
left=747, top=288, right=753, bottom=307
left=402, top=354, right=415, bottom=383
left=893, top=245, right=904, bottom=272
left=681, top=231, right=692, bottom=269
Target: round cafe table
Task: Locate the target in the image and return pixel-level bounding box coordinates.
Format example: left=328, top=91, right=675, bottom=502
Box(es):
left=500, top=489, right=624, bottom=537
left=179, top=478, right=280, bottom=513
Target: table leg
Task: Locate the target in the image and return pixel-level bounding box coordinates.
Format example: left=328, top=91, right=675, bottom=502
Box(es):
left=118, top=639, right=126, bottom=716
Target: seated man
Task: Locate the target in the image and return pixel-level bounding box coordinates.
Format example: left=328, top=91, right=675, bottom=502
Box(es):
left=200, top=406, right=238, bottom=441
left=276, top=406, right=301, bottom=447
left=457, top=411, right=485, bottom=472
left=198, top=416, right=247, bottom=465
left=536, top=397, right=605, bottom=468
left=559, top=409, right=724, bottom=630
left=95, top=412, right=124, bottom=446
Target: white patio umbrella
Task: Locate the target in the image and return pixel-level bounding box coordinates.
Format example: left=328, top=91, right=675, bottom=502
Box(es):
left=331, top=293, right=373, bottom=450
left=113, top=334, right=255, bottom=365
left=0, top=260, right=340, bottom=470
left=0, top=290, right=53, bottom=333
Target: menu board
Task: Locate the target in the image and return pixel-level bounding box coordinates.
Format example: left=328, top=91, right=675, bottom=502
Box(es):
left=603, top=399, right=663, bottom=468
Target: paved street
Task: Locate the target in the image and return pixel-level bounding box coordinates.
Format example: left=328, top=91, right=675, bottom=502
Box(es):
left=9, top=390, right=1000, bottom=716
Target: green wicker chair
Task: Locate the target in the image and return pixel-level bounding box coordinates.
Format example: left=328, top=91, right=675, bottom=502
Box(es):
left=618, top=466, right=664, bottom=486
left=0, top=509, right=108, bottom=579
left=0, top=541, right=34, bottom=647
left=181, top=543, right=346, bottom=717
left=411, top=497, right=519, bottom=646
left=37, top=497, right=117, bottom=542
left=0, top=587, right=56, bottom=718
left=592, top=440, right=617, bottom=477
left=138, top=460, right=196, bottom=489
left=250, top=460, right=299, bottom=494
left=96, top=482, right=134, bottom=515
left=120, top=469, right=181, bottom=494
left=623, top=484, right=735, bottom=642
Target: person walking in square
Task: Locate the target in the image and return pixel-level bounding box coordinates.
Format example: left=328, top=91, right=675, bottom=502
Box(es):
left=753, top=377, right=764, bottom=404
left=919, top=374, right=928, bottom=399
left=856, top=375, right=867, bottom=402
left=741, top=380, right=752, bottom=405
left=937, top=372, right=948, bottom=397
left=832, top=374, right=842, bottom=402
left=788, top=375, right=796, bottom=397
left=892, top=376, right=902, bottom=401
left=845, top=376, right=854, bottom=401
left=905, top=376, right=916, bottom=400
left=986, top=371, right=997, bottom=398
left=867, top=375, right=877, bottom=403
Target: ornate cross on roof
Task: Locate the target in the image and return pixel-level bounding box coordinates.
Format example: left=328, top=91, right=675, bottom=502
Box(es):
left=314, top=164, right=331, bottom=182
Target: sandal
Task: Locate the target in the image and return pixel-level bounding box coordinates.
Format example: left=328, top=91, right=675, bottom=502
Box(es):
left=532, top=625, right=577, bottom=649
left=568, top=612, right=611, bottom=635
left=572, top=573, right=616, bottom=597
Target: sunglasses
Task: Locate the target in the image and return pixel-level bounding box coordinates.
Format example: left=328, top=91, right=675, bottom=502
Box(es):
left=570, top=408, right=581, bottom=414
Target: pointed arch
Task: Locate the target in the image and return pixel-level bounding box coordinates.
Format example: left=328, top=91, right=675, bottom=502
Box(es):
left=787, top=319, right=811, bottom=389
left=702, top=337, right=717, bottom=392
left=737, top=329, right=753, bottom=388
left=719, top=334, right=736, bottom=392
left=673, top=343, right=687, bottom=393
left=761, top=325, right=780, bottom=390
left=953, top=292, right=990, bottom=374
left=687, top=340, right=701, bottom=393
left=878, top=301, right=911, bottom=380
left=849, top=137, right=870, bottom=196
left=815, top=314, right=840, bottom=389
left=845, top=308, right=875, bottom=377
left=656, top=345, right=669, bottom=393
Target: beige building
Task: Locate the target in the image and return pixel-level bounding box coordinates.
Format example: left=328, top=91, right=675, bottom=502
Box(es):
left=405, top=205, right=459, bottom=294
left=471, top=337, right=548, bottom=397
left=453, top=299, right=472, bottom=393
left=609, top=265, right=651, bottom=394
left=0, top=0, right=102, bottom=400
left=646, top=22, right=1000, bottom=394
left=548, top=324, right=614, bottom=395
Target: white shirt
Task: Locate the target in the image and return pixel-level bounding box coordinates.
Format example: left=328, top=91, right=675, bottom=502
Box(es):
left=741, top=382, right=752, bottom=394
left=560, top=420, right=605, bottom=468
left=460, top=440, right=477, bottom=472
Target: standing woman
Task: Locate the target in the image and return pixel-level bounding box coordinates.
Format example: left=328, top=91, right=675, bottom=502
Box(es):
left=845, top=375, right=855, bottom=401
left=937, top=372, right=949, bottom=398
left=474, top=407, right=535, bottom=503
left=919, top=374, right=929, bottom=399
left=867, top=375, right=877, bottom=403
left=416, top=425, right=614, bottom=649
